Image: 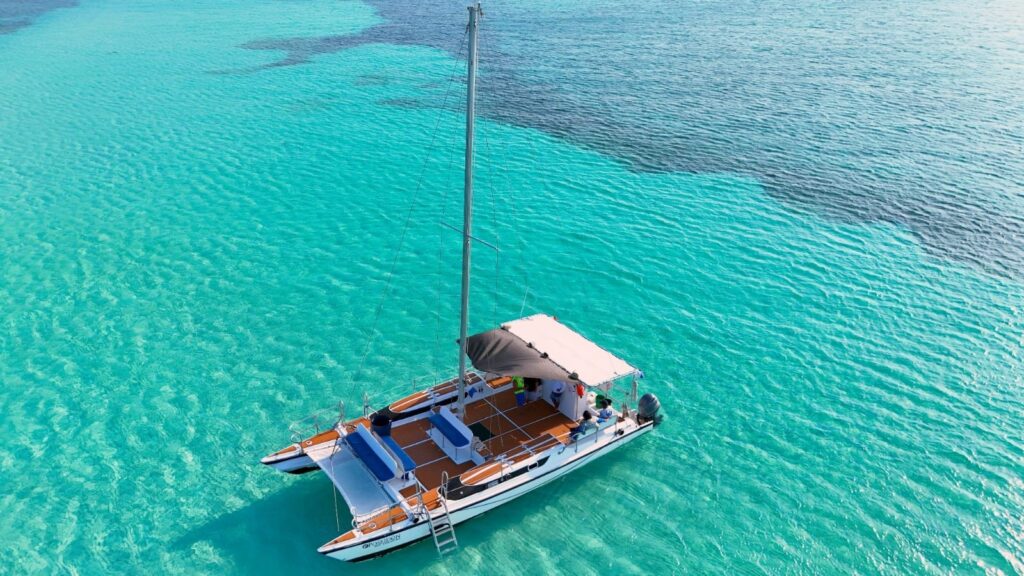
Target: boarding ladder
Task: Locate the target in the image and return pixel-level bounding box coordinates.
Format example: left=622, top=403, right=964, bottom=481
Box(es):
left=422, top=471, right=458, bottom=557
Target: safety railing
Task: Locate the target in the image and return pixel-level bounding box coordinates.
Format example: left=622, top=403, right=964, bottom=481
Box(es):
left=352, top=502, right=404, bottom=532
left=288, top=401, right=345, bottom=443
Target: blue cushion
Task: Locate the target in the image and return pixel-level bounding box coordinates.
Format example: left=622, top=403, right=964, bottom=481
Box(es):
left=380, top=435, right=417, bottom=472
left=429, top=412, right=472, bottom=448
left=344, top=424, right=397, bottom=482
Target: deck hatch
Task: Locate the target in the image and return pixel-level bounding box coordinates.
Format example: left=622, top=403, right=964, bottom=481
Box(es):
left=468, top=422, right=494, bottom=441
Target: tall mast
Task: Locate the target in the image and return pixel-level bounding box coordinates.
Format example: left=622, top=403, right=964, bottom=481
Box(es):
left=456, top=3, right=481, bottom=421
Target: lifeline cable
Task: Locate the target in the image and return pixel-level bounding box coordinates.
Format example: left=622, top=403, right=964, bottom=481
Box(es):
left=351, top=25, right=470, bottom=396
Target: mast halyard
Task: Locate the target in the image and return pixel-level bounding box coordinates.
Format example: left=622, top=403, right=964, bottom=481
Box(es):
left=456, top=3, right=482, bottom=421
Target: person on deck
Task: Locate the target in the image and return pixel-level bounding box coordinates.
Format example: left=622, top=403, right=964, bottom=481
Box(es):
left=513, top=376, right=526, bottom=406
left=549, top=381, right=565, bottom=408
left=525, top=378, right=541, bottom=403
left=597, top=398, right=614, bottom=424
left=569, top=411, right=596, bottom=441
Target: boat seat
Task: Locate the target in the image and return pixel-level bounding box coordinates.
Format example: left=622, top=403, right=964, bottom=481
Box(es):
left=380, top=435, right=417, bottom=472
left=343, top=424, right=398, bottom=482
left=428, top=406, right=472, bottom=448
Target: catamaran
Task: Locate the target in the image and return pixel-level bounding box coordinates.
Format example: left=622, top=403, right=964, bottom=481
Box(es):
left=260, top=3, right=662, bottom=562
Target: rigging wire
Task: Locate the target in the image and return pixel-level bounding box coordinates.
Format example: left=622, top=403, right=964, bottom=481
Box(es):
left=505, top=84, right=574, bottom=318
left=332, top=455, right=341, bottom=532
left=478, top=21, right=501, bottom=326
left=468, top=21, right=505, bottom=327
left=476, top=23, right=531, bottom=323
left=481, top=135, right=502, bottom=328
left=433, top=43, right=470, bottom=371
left=350, top=25, right=470, bottom=395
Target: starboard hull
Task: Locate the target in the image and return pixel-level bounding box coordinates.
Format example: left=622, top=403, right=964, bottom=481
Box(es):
left=320, top=420, right=653, bottom=562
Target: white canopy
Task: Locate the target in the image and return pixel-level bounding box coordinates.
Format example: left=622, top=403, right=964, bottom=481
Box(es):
left=501, top=314, right=637, bottom=387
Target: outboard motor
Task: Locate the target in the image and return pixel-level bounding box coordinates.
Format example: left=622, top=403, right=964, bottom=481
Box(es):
left=637, top=393, right=663, bottom=426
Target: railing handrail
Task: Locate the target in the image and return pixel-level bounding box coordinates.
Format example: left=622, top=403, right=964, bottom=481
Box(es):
left=288, top=401, right=345, bottom=442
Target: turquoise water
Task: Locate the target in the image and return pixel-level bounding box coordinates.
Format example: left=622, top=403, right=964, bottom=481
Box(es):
left=1, top=1, right=1022, bottom=574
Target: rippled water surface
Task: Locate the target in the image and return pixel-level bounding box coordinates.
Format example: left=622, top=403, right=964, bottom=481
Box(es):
left=1, top=0, right=1022, bottom=574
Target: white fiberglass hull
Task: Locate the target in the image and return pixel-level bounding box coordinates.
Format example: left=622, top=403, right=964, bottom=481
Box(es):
left=320, top=421, right=654, bottom=562
left=264, top=452, right=317, bottom=473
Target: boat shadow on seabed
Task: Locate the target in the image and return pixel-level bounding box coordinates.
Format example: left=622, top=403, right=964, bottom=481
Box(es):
left=171, top=476, right=424, bottom=574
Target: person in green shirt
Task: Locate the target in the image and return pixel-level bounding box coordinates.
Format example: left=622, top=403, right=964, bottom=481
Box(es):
left=513, top=376, right=526, bottom=406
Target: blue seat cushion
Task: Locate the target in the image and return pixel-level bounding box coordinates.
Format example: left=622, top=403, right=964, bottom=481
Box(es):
left=380, top=435, right=417, bottom=472
left=429, top=411, right=472, bottom=448
left=344, top=424, right=397, bottom=482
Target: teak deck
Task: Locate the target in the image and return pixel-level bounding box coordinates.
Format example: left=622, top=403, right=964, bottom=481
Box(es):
left=390, top=387, right=575, bottom=491
left=325, top=387, right=577, bottom=543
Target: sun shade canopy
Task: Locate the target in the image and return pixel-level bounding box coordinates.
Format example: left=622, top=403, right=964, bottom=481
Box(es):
left=465, top=314, right=637, bottom=387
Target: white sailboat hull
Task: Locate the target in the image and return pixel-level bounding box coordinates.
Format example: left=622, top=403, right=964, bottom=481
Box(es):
left=264, top=452, right=316, bottom=473
left=321, top=421, right=654, bottom=562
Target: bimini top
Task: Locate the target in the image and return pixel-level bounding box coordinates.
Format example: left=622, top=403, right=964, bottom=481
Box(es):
left=465, top=314, right=637, bottom=387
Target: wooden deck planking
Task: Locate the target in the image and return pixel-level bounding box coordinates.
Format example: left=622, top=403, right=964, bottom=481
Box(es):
left=391, top=419, right=431, bottom=446
left=390, top=391, right=429, bottom=413
left=517, top=413, right=574, bottom=443
left=488, top=388, right=520, bottom=412
left=502, top=397, right=561, bottom=424
left=465, top=397, right=502, bottom=424
left=415, top=458, right=475, bottom=490
left=387, top=373, right=484, bottom=413
left=366, top=386, right=576, bottom=493
left=461, top=461, right=504, bottom=485
left=487, top=376, right=512, bottom=389
left=484, top=428, right=532, bottom=454
left=403, top=439, right=446, bottom=465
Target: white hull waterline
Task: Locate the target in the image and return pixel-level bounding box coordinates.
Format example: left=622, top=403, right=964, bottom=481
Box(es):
left=322, top=415, right=653, bottom=561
